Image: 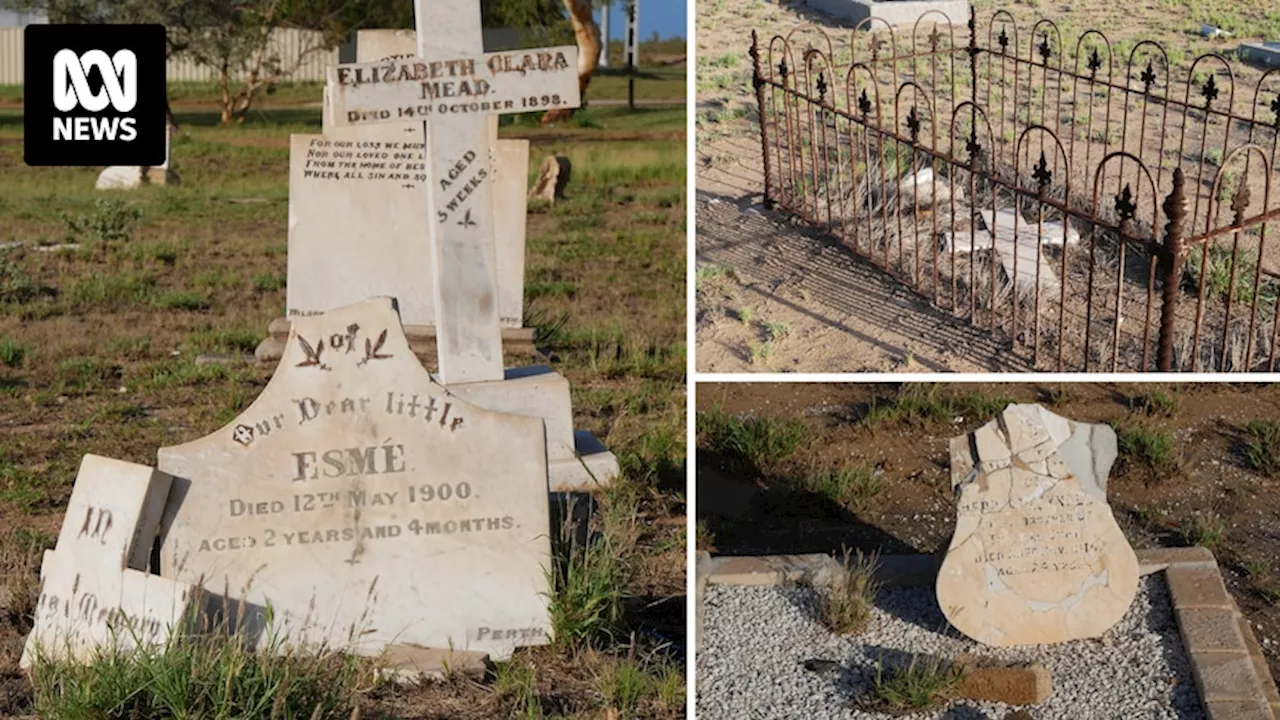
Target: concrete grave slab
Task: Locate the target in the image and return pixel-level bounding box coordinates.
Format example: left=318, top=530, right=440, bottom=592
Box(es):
left=20, top=455, right=196, bottom=668
left=157, top=298, right=553, bottom=660
left=803, top=0, right=968, bottom=29
left=1238, top=42, right=1280, bottom=70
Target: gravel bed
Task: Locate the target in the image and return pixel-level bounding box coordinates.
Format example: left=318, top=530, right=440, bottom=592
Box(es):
left=697, top=574, right=1204, bottom=719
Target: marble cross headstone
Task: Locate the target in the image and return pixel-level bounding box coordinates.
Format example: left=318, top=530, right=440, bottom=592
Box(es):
left=936, top=404, right=1138, bottom=646
left=286, top=30, right=532, bottom=334
left=156, top=297, right=554, bottom=660
left=20, top=455, right=196, bottom=668
left=325, top=4, right=581, bottom=384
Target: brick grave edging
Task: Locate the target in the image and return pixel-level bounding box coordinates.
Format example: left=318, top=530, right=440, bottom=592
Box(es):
left=694, top=547, right=1280, bottom=720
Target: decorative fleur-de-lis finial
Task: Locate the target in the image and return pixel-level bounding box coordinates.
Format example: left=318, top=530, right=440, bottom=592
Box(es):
left=1201, top=74, right=1219, bottom=109
left=778, top=58, right=789, bottom=81
left=906, top=105, right=921, bottom=143
left=1032, top=150, right=1052, bottom=189
left=966, top=130, right=981, bottom=161
left=1087, top=48, right=1102, bottom=79
left=929, top=27, right=942, bottom=52
left=1115, top=183, right=1137, bottom=221
left=1271, top=94, right=1280, bottom=128
left=1231, top=182, right=1252, bottom=220
left=1141, top=59, right=1157, bottom=94
left=816, top=71, right=827, bottom=103
left=1037, top=33, right=1052, bottom=63
left=998, top=28, right=1010, bottom=53
left=858, top=88, right=872, bottom=117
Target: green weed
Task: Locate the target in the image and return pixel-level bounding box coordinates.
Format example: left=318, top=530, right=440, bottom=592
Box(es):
left=817, top=548, right=879, bottom=636
left=0, top=336, right=25, bottom=368
left=1131, top=386, right=1179, bottom=417
left=546, top=505, right=626, bottom=649
left=697, top=409, right=807, bottom=470
left=1244, top=420, right=1280, bottom=476
left=870, top=654, right=963, bottom=711
left=1181, top=513, right=1225, bottom=550
left=61, top=198, right=143, bottom=248
left=806, top=465, right=882, bottom=513
left=1186, top=244, right=1280, bottom=306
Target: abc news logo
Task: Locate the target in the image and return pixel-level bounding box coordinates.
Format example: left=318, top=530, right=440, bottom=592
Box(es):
left=25, top=25, right=165, bottom=167
left=53, top=49, right=139, bottom=142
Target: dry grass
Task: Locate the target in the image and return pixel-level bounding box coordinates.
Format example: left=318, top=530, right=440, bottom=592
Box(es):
left=816, top=548, right=879, bottom=636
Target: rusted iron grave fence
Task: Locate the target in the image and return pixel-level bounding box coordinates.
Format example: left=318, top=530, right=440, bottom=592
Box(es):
left=751, top=7, right=1280, bottom=371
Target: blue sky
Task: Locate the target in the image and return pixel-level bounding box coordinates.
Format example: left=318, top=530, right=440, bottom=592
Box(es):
left=594, top=0, right=686, bottom=42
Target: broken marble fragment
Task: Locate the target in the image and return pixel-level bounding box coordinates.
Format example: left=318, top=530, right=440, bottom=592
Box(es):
left=937, top=404, right=1138, bottom=646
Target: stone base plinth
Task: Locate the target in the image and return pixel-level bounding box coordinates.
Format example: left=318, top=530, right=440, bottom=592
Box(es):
left=450, top=366, right=619, bottom=492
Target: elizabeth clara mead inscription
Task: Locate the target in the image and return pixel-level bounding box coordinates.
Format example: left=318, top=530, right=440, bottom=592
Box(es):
left=328, top=47, right=580, bottom=128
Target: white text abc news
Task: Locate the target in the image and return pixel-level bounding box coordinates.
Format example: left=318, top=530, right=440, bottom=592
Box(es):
left=52, top=48, right=140, bottom=142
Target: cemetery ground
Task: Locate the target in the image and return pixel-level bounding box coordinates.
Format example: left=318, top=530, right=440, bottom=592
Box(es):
left=696, top=382, right=1280, bottom=703
left=0, top=93, right=687, bottom=716
left=694, top=0, right=1280, bottom=373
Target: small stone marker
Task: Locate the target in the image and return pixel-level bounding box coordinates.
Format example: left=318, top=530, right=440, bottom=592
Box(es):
left=530, top=156, right=572, bottom=203
left=325, top=3, right=581, bottom=384
left=157, top=298, right=553, bottom=660
left=936, top=404, right=1139, bottom=646
left=20, top=455, right=196, bottom=668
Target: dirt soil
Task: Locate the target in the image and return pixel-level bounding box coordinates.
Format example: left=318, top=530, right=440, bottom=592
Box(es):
left=695, top=0, right=1280, bottom=373
left=696, top=381, right=1280, bottom=680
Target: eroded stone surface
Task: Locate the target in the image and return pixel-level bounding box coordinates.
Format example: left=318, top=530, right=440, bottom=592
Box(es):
left=157, top=298, right=553, bottom=660
left=21, top=455, right=195, bottom=668
left=937, top=404, right=1139, bottom=646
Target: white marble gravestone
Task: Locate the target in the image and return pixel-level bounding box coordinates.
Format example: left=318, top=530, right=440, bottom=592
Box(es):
left=20, top=455, right=196, bottom=668
left=325, top=6, right=579, bottom=385
left=936, top=404, right=1139, bottom=646
left=157, top=298, right=553, bottom=660
left=284, top=31, right=532, bottom=334
left=312, top=3, right=616, bottom=490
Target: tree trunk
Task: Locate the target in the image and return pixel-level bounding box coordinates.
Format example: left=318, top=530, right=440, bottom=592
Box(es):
left=544, top=0, right=601, bottom=124
left=219, top=64, right=233, bottom=127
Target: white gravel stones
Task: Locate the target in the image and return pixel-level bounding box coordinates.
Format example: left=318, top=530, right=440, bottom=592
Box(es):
left=697, top=574, right=1203, bottom=719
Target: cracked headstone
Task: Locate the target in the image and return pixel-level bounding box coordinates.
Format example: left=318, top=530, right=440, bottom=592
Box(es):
left=936, top=404, right=1138, bottom=646
left=156, top=298, right=554, bottom=660
left=943, top=209, right=1079, bottom=296
left=20, top=455, right=196, bottom=668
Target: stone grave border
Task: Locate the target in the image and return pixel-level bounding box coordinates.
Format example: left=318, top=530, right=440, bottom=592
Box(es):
left=695, top=547, right=1280, bottom=720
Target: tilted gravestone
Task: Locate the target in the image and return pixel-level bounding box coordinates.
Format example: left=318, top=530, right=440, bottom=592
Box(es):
left=20, top=455, right=196, bottom=668
left=259, top=29, right=535, bottom=363
left=157, top=298, right=554, bottom=659
left=936, top=404, right=1139, bottom=646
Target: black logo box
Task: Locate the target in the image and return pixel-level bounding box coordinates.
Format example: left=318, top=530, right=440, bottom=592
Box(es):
left=24, top=24, right=166, bottom=167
